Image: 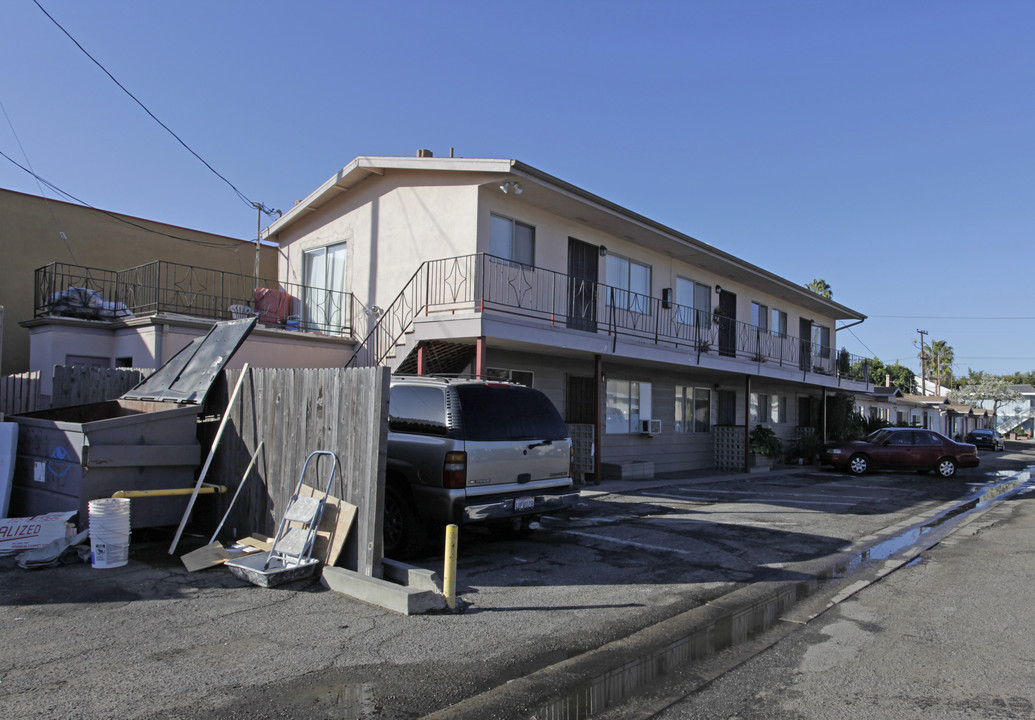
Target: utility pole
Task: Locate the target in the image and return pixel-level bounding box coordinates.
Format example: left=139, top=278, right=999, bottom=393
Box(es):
left=917, top=329, right=928, bottom=396
left=252, top=202, right=281, bottom=286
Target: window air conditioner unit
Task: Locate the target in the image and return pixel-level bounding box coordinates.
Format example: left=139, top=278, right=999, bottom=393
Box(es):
left=640, top=419, right=662, bottom=436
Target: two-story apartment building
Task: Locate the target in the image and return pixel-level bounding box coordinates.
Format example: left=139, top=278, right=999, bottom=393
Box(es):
left=263, top=153, right=872, bottom=478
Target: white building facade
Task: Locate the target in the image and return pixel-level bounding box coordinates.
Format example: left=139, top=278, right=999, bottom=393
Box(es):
left=264, top=154, right=872, bottom=478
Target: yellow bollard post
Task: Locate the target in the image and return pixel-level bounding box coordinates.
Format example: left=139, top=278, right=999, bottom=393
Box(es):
left=443, top=523, right=459, bottom=610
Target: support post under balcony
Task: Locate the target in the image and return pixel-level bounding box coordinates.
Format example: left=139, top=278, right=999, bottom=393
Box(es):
left=594, top=354, right=602, bottom=486
left=743, top=375, right=751, bottom=474
left=475, top=336, right=485, bottom=379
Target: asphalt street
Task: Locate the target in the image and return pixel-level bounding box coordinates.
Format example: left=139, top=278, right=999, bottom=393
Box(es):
left=647, top=473, right=1035, bottom=719
left=1, top=444, right=1032, bottom=719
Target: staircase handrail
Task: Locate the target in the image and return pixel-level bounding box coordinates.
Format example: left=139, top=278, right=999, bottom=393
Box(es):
left=345, top=260, right=430, bottom=368
left=997, top=406, right=1035, bottom=434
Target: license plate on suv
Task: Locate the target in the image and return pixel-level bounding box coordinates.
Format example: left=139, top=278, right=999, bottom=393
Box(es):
left=514, top=496, right=535, bottom=511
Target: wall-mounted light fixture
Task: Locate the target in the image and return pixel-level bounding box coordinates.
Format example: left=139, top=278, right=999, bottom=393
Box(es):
left=499, top=181, right=523, bottom=195
left=661, top=288, right=673, bottom=308
left=715, top=284, right=722, bottom=293
left=599, top=245, right=608, bottom=257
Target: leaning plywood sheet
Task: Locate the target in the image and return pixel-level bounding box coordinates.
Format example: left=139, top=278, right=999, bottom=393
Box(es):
left=297, top=483, right=357, bottom=566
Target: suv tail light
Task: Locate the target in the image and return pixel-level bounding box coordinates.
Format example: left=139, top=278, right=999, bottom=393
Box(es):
left=569, top=444, right=574, bottom=480
left=443, top=451, right=467, bottom=489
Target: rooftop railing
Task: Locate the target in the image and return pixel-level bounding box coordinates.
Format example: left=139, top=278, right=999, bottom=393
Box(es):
left=33, top=261, right=358, bottom=338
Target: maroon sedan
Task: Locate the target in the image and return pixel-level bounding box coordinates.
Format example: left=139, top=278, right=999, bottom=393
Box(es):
left=822, top=427, right=979, bottom=478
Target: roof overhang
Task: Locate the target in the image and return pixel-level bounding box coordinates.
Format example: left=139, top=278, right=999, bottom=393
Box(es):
left=264, top=156, right=866, bottom=322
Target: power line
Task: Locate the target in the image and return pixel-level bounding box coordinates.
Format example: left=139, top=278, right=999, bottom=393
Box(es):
left=0, top=96, right=77, bottom=263
left=0, top=147, right=247, bottom=250
left=32, top=0, right=255, bottom=210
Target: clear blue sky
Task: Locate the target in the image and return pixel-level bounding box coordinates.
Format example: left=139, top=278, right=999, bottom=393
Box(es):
left=2, top=1, right=1033, bottom=379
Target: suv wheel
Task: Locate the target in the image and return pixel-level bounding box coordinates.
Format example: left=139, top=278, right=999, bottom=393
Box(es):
left=383, top=482, right=425, bottom=559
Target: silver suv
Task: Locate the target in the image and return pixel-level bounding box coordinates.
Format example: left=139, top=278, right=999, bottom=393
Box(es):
left=385, top=376, right=576, bottom=557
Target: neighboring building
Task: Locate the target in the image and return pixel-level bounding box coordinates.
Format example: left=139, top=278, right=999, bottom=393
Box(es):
left=854, top=385, right=906, bottom=426
left=999, top=384, right=1035, bottom=436
left=262, top=153, right=873, bottom=476
left=0, top=187, right=278, bottom=375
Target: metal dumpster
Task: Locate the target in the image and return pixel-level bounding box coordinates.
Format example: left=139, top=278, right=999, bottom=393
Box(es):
left=10, top=317, right=256, bottom=530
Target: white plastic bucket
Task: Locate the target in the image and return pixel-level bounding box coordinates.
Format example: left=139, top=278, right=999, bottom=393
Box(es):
left=89, top=498, right=131, bottom=569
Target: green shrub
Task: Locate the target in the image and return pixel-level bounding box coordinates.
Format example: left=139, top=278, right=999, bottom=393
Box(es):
left=749, top=425, right=783, bottom=458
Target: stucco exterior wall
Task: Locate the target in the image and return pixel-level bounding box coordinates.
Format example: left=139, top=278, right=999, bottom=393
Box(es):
left=275, top=170, right=486, bottom=332
left=26, top=319, right=353, bottom=396
left=0, top=188, right=278, bottom=375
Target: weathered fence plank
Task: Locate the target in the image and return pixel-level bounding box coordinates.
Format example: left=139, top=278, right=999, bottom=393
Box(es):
left=214, top=366, right=388, bottom=574
left=0, top=371, right=43, bottom=415
left=51, top=366, right=146, bottom=408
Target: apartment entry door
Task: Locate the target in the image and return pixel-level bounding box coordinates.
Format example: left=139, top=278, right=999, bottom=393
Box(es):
left=718, top=288, right=737, bottom=357
left=567, top=238, right=598, bottom=332
left=799, top=318, right=813, bottom=371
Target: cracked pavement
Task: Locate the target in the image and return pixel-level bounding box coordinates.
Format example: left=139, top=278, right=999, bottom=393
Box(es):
left=2, top=448, right=1032, bottom=719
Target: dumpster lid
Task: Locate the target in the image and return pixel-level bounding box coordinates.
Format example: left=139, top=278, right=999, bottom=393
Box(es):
left=122, top=317, right=257, bottom=404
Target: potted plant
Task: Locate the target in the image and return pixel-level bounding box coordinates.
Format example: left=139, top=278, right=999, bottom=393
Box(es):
left=749, top=425, right=783, bottom=468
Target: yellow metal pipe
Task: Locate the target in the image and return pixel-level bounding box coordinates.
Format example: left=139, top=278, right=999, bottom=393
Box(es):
left=112, top=484, right=227, bottom=499
left=443, top=523, right=459, bottom=610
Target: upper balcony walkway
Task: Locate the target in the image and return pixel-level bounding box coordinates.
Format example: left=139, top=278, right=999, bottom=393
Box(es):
left=350, top=253, right=874, bottom=387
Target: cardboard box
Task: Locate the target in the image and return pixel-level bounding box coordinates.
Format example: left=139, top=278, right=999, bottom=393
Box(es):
left=0, top=512, right=77, bottom=555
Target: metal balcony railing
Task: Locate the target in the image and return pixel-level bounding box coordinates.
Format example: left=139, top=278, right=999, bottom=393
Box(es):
left=33, top=261, right=359, bottom=338
left=348, top=253, right=873, bottom=385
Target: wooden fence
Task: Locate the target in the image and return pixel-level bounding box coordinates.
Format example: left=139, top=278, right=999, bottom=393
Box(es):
left=1, top=366, right=148, bottom=416
left=0, top=372, right=42, bottom=415
left=206, top=366, right=390, bottom=576
left=52, top=366, right=147, bottom=407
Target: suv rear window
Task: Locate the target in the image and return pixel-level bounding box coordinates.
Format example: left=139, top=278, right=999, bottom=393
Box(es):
left=389, top=385, right=448, bottom=434
left=455, top=384, right=568, bottom=441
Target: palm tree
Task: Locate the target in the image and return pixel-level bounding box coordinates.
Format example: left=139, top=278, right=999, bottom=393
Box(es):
left=806, top=278, right=832, bottom=299
left=922, top=340, right=955, bottom=390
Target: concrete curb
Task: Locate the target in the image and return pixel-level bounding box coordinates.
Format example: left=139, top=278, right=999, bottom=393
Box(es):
left=424, top=471, right=1033, bottom=719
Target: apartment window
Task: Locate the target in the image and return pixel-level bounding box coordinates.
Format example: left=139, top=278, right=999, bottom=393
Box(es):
left=303, top=241, right=347, bottom=331
left=606, top=379, right=651, bottom=433
left=490, top=214, right=535, bottom=266
left=751, top=302, right=769, bottom=331
left=675, top=277, right=711, bottom=325
left=675, top=386, right=711, bottom=433
left=812, top=324, right=832, bottom=359
left=750, top=392, right=771, bottom=425
left=486, top=367, right=534, bottom=387
left=771, top=309, right=788, bottom=337
left=606, top=254, right=651, bottom=314
left=749, top=393, right=785, bottom=424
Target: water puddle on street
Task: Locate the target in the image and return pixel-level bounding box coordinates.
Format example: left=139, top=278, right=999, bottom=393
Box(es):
left=836, top=468, right=1035, bottom=576
left=527, top=466, right=1035, bottom=720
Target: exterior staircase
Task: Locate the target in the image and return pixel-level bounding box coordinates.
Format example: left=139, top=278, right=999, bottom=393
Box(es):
left=997, top=407, right=1035, bottom=435
left=346, top=256, right=480, bottom=374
